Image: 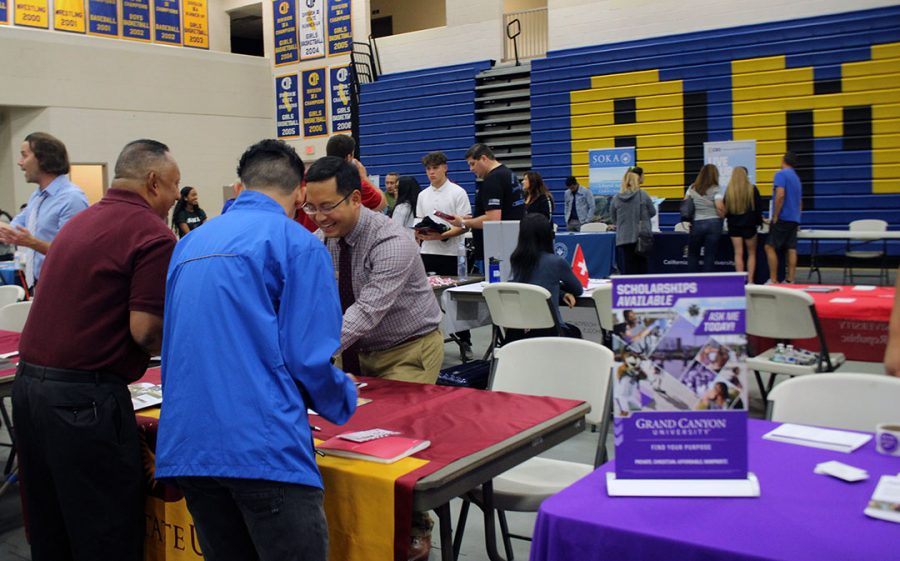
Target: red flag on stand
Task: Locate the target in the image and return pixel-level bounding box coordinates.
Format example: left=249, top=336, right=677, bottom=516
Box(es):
left=571, top=243, right=590, bottom=288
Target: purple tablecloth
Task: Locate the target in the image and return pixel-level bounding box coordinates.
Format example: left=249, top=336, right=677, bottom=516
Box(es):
left=531, top=420, right=900, bottom=561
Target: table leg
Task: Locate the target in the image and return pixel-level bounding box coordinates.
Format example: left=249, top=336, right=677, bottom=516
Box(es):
left=0, top=397, right=15, bottom=475
left=436, top=502, right=455, bottom=561
left=807, top=239, right=822, bottom=284
left=481, top=480, right=508, bottom=561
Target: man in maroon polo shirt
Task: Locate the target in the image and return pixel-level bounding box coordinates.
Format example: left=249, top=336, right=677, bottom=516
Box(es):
left=12, top=139, right=180, bottom=561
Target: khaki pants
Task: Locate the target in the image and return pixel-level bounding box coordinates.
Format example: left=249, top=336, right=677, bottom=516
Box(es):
left=358, top=329, right=444, bottom=384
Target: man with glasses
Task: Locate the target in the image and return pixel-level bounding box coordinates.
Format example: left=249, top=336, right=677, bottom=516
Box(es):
left=304, top=156, right=444, bottom=383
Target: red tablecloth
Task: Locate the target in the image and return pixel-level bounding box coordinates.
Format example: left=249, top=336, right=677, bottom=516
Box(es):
left=750, top=284, right=894, bottom=362
left=0, top=331, right=20, bottom=382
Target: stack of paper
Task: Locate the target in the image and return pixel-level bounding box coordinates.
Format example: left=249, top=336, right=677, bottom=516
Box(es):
left=865, top=474, right=900, bottom=524
left=763, top=423, right=872, bottom=453
left=318, top=433, right=430, bottom=464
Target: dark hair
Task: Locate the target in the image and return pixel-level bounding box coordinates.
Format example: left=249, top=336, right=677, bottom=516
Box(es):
left=25, top=132, right=70, bottom=175
left=385, top=171, right=400, bottom=179
left=326, top=135, right=356, bottom=159
left=464, top=143, right=495, bottom=161
left=305, top=156, right=361, bottom=197
left=171, top=186, right=203, bottom=231
left=394, top=176, right=420, bottom=209
left=691, top=164, right=719, bottom=196
left=715, top=382, right=728, bottom=398
left=565, top=176, right=578, bottom=187
left=236, top=139, right=305, bottom=195
left=510, top=214, right=554, bottom=281
left=630, top=166, right=644, bottom=177
left=523, top=170, right=553, bottom=205
left=422, top=151, right=448, bottom=167
left=114, top=139, right=170, bottom=180
left=783, top=151, right=798, bottom=168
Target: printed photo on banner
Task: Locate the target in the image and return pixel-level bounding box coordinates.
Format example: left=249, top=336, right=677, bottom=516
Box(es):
left=612, top=273, right=749, bottom=480
left=154, top=0, right=181, bottom=45
left=15, top=0, right=49, bottom=28
left=54, top=0, right=85, bottom=33
left=181, top=0, right=208, bottom=49
left=276, top=74, right=300, bottom=139
left=589, top=147, right=634, bottom=222
left=273, top=0, right=299, bottom=65
left=300, top=0, right=325, bottom=59
left=302, top=68, right=328, bottom=138
left=122, top=0, right=151, bottom=41
left=326, top=0, right=351, bottom=56
left=88, top=0, right=118, bottom=37
left=330, top=66, right=352, bottom=134
left=704, top=140, right=757, bottom=194
left=0, top=1, right=9, bottom=25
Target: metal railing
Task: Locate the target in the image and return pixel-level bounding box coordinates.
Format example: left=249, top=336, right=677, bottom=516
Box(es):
left=503, top=8, right=547, bottom=63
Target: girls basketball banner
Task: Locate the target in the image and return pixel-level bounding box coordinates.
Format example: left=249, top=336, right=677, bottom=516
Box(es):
left=611, top=273, right=749, bottom=480
left=273, top=0, right=299, bottom=65
left=300, top=0, right=325, bottom=59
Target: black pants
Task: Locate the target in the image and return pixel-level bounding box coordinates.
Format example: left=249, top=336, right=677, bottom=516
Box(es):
left=12, top=362, right=143, bottom=561
left=177, top=477, right=328, bottom=561
left=421, top=253, right=471, bottom=344
left=617, top=243, right=648, bottom=275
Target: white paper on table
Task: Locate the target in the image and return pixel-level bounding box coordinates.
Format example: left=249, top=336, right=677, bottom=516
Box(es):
left=763, top=423, right=872, bottom=453
left=865, top=475, right=900, bottom=524
left=852, top=285, right=877, bottom=291
left=829, top=297, right=857, bottom=304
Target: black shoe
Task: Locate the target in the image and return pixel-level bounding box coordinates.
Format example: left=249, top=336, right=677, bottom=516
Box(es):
left=460, top=342, right=473, bottom=361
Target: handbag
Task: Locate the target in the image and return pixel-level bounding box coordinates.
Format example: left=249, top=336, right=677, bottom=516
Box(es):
left=679, top=192, right=696, bottom=223
left=636, top=193, right=654, bottom=256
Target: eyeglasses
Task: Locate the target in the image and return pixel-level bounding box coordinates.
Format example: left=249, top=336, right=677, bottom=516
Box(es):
left=301, top=192, right=352, bottom=215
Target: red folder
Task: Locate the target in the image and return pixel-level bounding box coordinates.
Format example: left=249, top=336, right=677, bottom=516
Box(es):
left=318, top=435, right=431, bottom=464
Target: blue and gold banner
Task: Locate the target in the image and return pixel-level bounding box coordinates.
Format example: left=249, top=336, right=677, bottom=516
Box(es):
left=276, top=74, right=300, bottom=139
left=88, top=0, right=118, bottom=37
left=302, top=68, right=328, bottom=138
left=330, top=65, right=352, bottom=134
left=300, top=0, right=325, bottom=60
left=122, top=0, right=151, bottom=41
left=326, top=0, right=351, bottom=56
left=154, top=0, right=181, bottom=45
left=0, top=1, right=8, bottom=25
left=54, top=0, right=85, bottom=33
left=273, top=0, right=299, bottom=66
left=182, top=0, right=207, bottom=49
left=14, top=0, right=49, bottom=28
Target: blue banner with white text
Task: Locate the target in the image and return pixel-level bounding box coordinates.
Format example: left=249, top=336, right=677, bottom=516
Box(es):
left=330, top=65, right=352, bottom=134
left=273, top=0, right=299, bottom=65
left=276, top=74, right=300, bottom=139
left=326, top=0, right=351, bottom=55
left=88, top=0, right=118, bottom=36
left=154, top=0, right=181, bottom=45
left=302, top=68, right=328, bottom=137
left=123, top=0, right=151, bottom=41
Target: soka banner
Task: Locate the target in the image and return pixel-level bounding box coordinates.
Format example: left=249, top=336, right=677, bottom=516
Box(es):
left=14, top=0, right=49, bottom=28
left=589, top=147, right=635, bottom=196
left=611, top=273, right=749, bottom=481
left=122, top=0, right=151, bottom=41
left=302, top=68, right=328, bottom=138
left=273, top=0, right=299, bottom=65
left=330, top=65, right=352, bottom=134
left=704, top=140, right=757, bottom=193
left=299, top=0, right=325, bottom=60
left=88, top=0, right=118, bottom=37
left=154, top=0, right=181, bottom=45
left=54, top=0, right=85, bottom=33
left=276, top=74, right=300, bottom=139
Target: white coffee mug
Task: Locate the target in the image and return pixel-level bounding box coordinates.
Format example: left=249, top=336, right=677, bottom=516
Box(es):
left=875, top=423, right=900, bottom=456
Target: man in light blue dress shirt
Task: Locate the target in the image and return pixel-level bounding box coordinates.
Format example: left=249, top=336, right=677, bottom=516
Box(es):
left=0, top=132, right=88, bottom=288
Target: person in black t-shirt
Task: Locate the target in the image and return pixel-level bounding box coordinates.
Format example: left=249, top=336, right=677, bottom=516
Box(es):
left=451, top=143, right=525, bottom=265
left=172, top=185, right=207, bottom=238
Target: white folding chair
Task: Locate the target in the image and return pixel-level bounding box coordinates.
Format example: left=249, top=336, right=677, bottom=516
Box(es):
left=843, top=219, right=889, bottom=285
left=482, top=283, right=560, bottom=356
left=0, top=301, right=32, bottom=333
left=454, top=338, right=615, bottom=560
left=745, top=285, right=844, bottom=401
left=0, top=286, right=25, bottom=308
left=590, top=283, right=614, bottom=332
left=581, top=222, right=608, bottom=232
left=768, top=373, right=900, bottom=432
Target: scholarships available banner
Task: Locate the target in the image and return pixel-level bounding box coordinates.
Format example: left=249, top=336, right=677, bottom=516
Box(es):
left=276, top=74, right=300, bottom=139
left=123, top=0, right=151, bottom=41
left=302, top=68, right=328, bottom=138
left=273, top=0, right=299, bottom=65
left=326, top=0, right=351, bottom=56
left=154, top=0, right=181, bottom=45
left=181, top=0, right=207, bottom=49
left=299, top=0, right=325, bottom=59
left=589, top=147, right=635, bottom=196
left=14, top=0, right=49, bottom=28
left=54, top=0, right=85, bottom=33
left=330, top=65, right=352, bottom=134
left=704, top=140, right=757, bottom=193
left=612, top=273, right=749, bottom=480
left=0, top=1, right=8, bottom=25
left=88, top=0, right=118, bottom=36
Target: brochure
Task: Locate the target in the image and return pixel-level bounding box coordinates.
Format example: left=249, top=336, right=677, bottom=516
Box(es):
left=318, top=434, right=430, bottom=464
left=129, top=382, right=163, bottom=411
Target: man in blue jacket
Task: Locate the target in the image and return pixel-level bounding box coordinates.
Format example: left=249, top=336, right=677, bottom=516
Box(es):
left=156, top=139, right=357, bottom=561
left=563, top=175, right=596, bottom=231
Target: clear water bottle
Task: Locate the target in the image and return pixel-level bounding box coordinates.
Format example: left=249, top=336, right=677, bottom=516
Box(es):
left=456, top=243, right=468, bottom=280
left=772, top=343, right=786, bottom=363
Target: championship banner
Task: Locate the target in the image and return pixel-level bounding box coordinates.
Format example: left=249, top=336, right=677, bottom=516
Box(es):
left=326, top=0, right=351, bottom=56
left=330, top=65, right=352, bottom=134
left=704, top=140, right=757, bottom=193
left=14, top=0, right=49, bottom=28
left=299, top=0, right=325, bottom=59
left=154, top=0, right=181, bottom=45
left=123, top=0, right=151, bottom=41
left=611, top=273, right=749, bottom=481
left=181, top=0, right=207, bottom=49
left=0, top=1, right=8, bottom=25
left=302, top=68, right=328, bottom=138
left=273, top=0, right=299, bottom=66
left=276, top=74, right=300, bottom=139
left=88, top=0, right=118, bottom=37
left=54, top=0, right=85, bottom=32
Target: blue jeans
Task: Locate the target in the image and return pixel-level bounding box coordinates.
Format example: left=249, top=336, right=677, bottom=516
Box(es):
left=177, top=477, right=328, bottom=561
left=688, top=219, right=723, bottom=272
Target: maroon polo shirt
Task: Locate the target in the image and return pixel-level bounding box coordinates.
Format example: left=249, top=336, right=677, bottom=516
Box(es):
left=19, top=188, right=176, bottom=382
